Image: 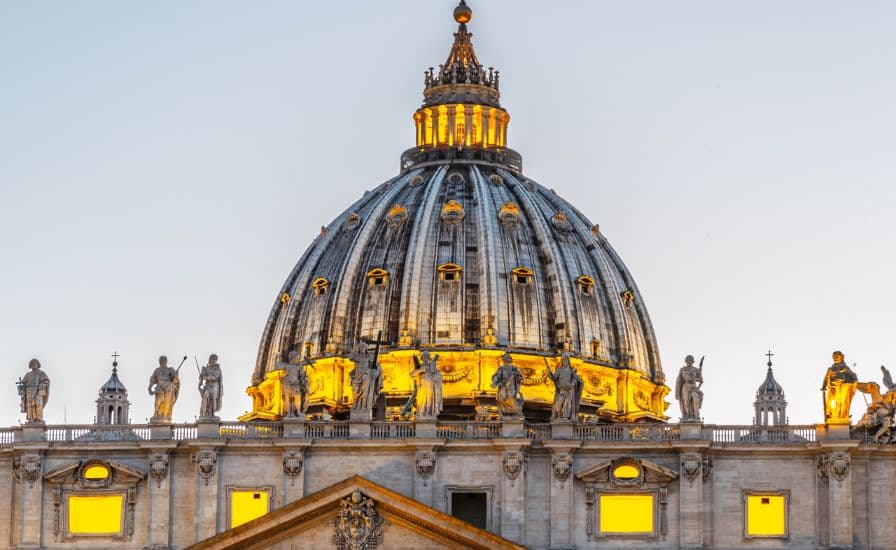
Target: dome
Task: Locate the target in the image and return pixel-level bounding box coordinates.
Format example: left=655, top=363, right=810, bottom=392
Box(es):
left=757, top=364, right=784, bottom=398
left=244, top=2, right=667, bottom=422
left=100, top=362, right=127, bottom=393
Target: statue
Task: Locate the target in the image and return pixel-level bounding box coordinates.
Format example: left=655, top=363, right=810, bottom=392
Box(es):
left=675, top=355, right=704, bottom=422
left=856, top=365, right=896, bottom=443
left=349, top=345, right=383, bottom=417
left=198, top=354, right=224, bottom=420
left=17, top=359, right=49, bottom=424
left=404, top=350, right=443, bottom=420
left=280, top=351, right=310, bottom=419
left=822, top=350, right=858, bottom=423
left=491, top=353, right=523, bottom=417
left=548, top=352, right=583, bottom=421
left=148, top=355, right=182, bottom=423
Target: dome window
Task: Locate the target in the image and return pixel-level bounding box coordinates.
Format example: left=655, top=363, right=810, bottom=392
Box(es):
left=551, top=212, right=573, bottom=233
left=488, top=174, right=504, bottom=186
left=440, top=201, right=466, bottom=224
left=498, top=202, right=521, bottom=228
left=343, top=213, right=361, bottom=231
left=621, top=290, right=635, bottom=307
left=447, top=172, right=465, bottom=186
left=438, top=263, right=462, bottom=282
left=511, top=266, right=534, bottom=285
left=385, top=204, right=408, bottom=227
left=577, top=275, right=596, bottom=295
left=367, top=268, right=389, bottom=287
left=409, top=174, right=424, bottom=187
left=312, top=278, right=330, bottom=296
left=279, top=293, right=291, bottom=306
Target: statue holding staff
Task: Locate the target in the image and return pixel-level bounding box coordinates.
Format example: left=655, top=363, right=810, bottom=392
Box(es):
left=675, top=355, right=704, bottom=422
left=548, top=352, right=583, bottom=421
left=404, top=350, right=443, bottom=420
left=821, top=350, right=858, bottom=423
left=148, top=355, right=184, bottom=423
left=17, top=359, right=50, bottom=424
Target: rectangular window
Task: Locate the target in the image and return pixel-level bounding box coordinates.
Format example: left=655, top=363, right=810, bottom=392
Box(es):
left=599, top=493, right=654, bottom=535
left=451, top=492, right=488, bottom=530
left=230, top=488, right=271, bottom=528
left=745, top=492, right=788, bottom=538
left=68, top=494, right=123, bottom=534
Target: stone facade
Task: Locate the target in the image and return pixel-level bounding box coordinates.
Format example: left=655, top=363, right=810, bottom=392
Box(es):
left=1, top=421, right=894, bottom=549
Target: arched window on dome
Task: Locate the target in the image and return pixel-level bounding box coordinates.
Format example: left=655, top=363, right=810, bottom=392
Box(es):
left=367, top=268, right=389, bottom=287
left=312, top=277, right=330, bottom=296
left=577, top=275, right=596, bottom=296
left=438, top=263, right=462, bottom=283
left=511, top=266, right=534, bottom=285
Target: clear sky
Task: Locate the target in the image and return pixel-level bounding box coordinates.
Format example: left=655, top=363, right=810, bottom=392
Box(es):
left=1, top=1, right=894, bottom=428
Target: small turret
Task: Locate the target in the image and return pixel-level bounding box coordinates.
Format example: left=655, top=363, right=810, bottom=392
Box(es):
left=95, top=352, right=130, bottom=425
left=753, top=352, right=787, bottom=426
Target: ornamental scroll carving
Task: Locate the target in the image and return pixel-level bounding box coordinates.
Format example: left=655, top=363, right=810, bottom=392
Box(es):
left=13, top=453, right=41, bottom=487
left=818, top=451, right=851, bottom=485
left=192, top=450, right=217, bottom=486
left=502, top=451, right=526, bottom=483
left=283, top=449, right=304, bottom=485
left=681, top=453, right=713, bottom=484
left=148, top=452, right=170, bottom=488
left=333, top=490, right=385, bottom=550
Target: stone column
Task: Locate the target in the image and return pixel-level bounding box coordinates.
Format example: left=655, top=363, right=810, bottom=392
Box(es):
left=192, top=447, right=219, bottom=543
left=281, top=447, right=306, bottom=505
left=545, top=444, right=578, bottom=549
left=678, top=451, right=707, bottom=550
left=413, top=446, right=439, bottom=508
left=498, top=446, right=528, bottom=545
left=13, top=451, right=43, bottom=548
left=147, top=449, right=173, bottom=549
left=821, top=449, right=854, bottom=549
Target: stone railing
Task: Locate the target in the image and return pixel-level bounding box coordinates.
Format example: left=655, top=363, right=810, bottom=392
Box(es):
left=709, top=425, right=817, bottom=444
left=0, top=421, right=834, bottom=445
left=574, top=423, right=681, bottom=442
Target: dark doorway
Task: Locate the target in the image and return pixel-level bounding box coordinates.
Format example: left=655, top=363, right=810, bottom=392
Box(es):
left=451, top=492, right=487, bottom=530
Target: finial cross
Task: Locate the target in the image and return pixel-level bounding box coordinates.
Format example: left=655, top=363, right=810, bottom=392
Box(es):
left=112, top=350, right=120, bottom=365
left=765, top=350, right=774, bottom=365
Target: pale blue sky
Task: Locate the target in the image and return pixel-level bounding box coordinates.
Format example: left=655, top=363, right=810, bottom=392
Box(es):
left=1, top=1, right=894, bottom=427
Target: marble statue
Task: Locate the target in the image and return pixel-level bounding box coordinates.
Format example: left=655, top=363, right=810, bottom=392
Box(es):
left=350, top=347, right=382, bottom=416
left=675, top=355, right=704, bottom=422
left=198, top=354, right=224, bottom=420
left=857, top=365, right=896, bottom=443
left=408, top=350, right=443, bottom=420
left=148, top=355, right=181, bottom=423
left=822, top=350, right=858, bottom=423
left=549, top=352, right=583, bottom=421
left=280, top=351, right=310, bottom=419
left=491, top=353, right=523, bottom=417
left=17, top=359, right=49, bottom=424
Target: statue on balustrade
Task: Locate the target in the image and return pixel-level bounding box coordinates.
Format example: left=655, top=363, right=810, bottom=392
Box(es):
left=198, top=354, right=224, bottom=420
left=148, top=355, right=182, bottom=423
left=17, top=359, right=50, bottom=424
left=350, top=344, right=382, bottom=418
left=405, top=350, right=443, bottom=420
left=549, top=352, right=583, bottom=421
left=821, top=350, right=858, bottom=423
left=675, top=354, right=704, bottom=422
left=857, top=365, right=896, bottom=443
left=492, top=353, right=524, bottom=417
left=280, top=351, right=310, bottom=419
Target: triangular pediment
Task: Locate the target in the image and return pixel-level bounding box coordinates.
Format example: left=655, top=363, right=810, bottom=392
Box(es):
left=188, top=475, right=525, bottom=550
left=44, top=458, right=145, bottom=485
left=576, top=457, right=678, bottom=484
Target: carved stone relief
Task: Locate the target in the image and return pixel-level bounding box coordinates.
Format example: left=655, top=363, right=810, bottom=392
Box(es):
left=149, top=452, right=169, bottom=488
left=502, top=451, right=525, bottom=483
left=13, top=453, right=41, bottom=487
left=283, top=449, right=304, bottom=485
left=192, top=450, right=217, bottom=486
left=551, top=453, right=573, bottom=482
left=818, top=451, right=851, bottom=485
left=415, top=450, right=436, bottom=482
left=333, top=490, right=385, bottom=550
left=681, top=453, right=702, bottom=484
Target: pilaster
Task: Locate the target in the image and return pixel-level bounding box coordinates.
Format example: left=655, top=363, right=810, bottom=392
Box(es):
left=147, top=448, right=174, bottom=549
left=192, top=447, right=219, bottom=543
left=544, top=443, right=579, bottom=549
left=678, top=451, right=706, bottom=549
left=13, top=450, right=43, bottom=549
left=281, top=447, right=306, bottom=505
left=497, top=443, right=529, bottom=545
left=413, top=444, right=442, bottom=508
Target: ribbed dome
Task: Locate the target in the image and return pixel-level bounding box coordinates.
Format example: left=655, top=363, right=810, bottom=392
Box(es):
left=757, top=366, right=784, bottom=397
left=100, top=366, right=127, bottom=393
left=254, top=165, right=663, bottom=385
left=244, top=1, right=668, bottom=422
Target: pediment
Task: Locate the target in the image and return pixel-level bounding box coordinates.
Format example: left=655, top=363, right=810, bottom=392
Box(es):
left=188, top=475, right=525, bottom=550
left=44, top=459, right=145, bottom=486
left=576, top=456, right=678, bottom=485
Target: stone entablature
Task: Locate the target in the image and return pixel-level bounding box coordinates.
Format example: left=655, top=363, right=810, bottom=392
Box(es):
left=1, top=419, right=895, bottom=549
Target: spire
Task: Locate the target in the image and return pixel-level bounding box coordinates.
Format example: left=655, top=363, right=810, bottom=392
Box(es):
left=96, top=351, right=130, bottom=425
left=753, top=351, right=787, bottom=426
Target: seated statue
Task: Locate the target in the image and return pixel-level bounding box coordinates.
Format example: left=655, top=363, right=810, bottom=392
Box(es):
left=822, top=351, right=858, bottom=423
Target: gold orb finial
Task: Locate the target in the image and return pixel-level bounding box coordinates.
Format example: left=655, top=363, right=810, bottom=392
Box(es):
left=454, top=1, right=473, bottom=24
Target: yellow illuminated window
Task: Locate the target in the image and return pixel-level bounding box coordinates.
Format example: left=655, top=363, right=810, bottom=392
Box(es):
left=68, top=495, right=123, bottom=534
left=511, top=266, right=534, bottom=285
left=312, top=277, right=330, bottom=296
left=472, top=106, right=483, bottom=145
left=83, top=464, right=110, bottom=480
left=424, top=109, right=434, bottom=146
left=231, top=490, right=270, bottom=528
left=368, top=268, right=389, bottom=287
left=746, top=494, right=787, bottom=537
left=599, top=494, right=653, bottom=534
left=437, top=105, right=448, bottom=145
left=577, top=275, right=596, bottom=295
left=487, top=109, right=497, bottom=146
left=612, top=464, right=640, bottom=480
